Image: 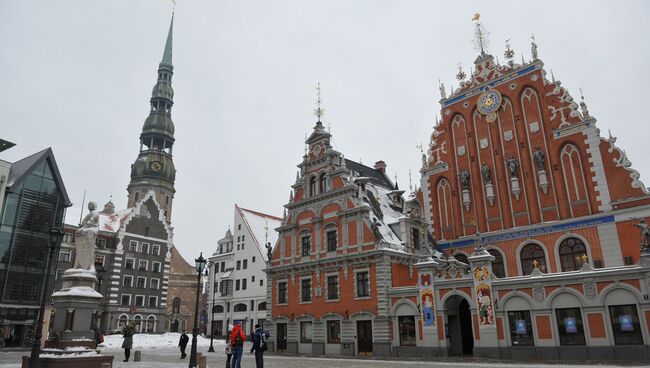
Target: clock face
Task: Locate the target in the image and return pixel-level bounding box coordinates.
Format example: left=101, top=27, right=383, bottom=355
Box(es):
left=150, top=161, right=162, bottom=172
left=477, top=89, right=502, bottom=122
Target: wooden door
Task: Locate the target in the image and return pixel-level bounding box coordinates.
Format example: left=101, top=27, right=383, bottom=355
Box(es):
left=276, top=323, right=287, bottom=352
left=356, top=320, right=373, bottom=356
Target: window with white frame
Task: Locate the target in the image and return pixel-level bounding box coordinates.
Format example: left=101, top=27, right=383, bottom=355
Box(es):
left=277, top=281, right=288, bottom=304
left=121, top=294, right=131, bottom=306
left=96, top=237, right=106, bottom=248
left=148, top=296, right=158, bottom=307
left=150, top=278, right=160, bottom=290
left=300, top=278, right=312, bottom=303
left=138, top=259, right=148, bottom=271
left=141, top=242, right=150, bottom=254
left=94, top=254, right=105, bottom=267
left=152, top=244, right=160, bottom=256
left=355, top=270, right=370, bottom=298
left=136, top=276, right=146, bottom=288
left=129, top=240, right=138, bottom=252
left=59, top=250, right=71, bottom=262
left=123, top=275, right=133, bottom=287
left=125, top=258, right=135, bottom=270
left=152, top=261, right=161, bottom=273
left=134, top=295, right=145, bottom=307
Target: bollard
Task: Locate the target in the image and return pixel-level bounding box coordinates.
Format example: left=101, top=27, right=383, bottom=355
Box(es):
left=197, top=353, right=207, bottom=368
left=134, top=350, right=142, bottom=362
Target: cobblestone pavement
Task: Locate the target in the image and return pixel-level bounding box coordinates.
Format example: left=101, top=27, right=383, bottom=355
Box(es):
left=0, top=345, right=640, bottom=368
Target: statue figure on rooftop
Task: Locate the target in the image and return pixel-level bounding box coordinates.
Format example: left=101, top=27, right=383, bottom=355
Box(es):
left=266, top=242, right=273, bottom=260
left=531, top=34, right=538, bottom=60
left=74, top=201, right=99, bottom=270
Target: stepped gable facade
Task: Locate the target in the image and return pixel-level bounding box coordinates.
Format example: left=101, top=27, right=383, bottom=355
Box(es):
left=416, top=40, right=650, bottom=360
left=265, top=119, right=437, bottom=357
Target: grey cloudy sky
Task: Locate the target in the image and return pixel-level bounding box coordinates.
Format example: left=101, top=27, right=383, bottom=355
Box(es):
left=1, top=0, right=649, bottom=262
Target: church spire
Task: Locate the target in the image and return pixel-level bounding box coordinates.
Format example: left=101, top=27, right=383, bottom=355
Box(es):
left=161, top=15, right=173, bottom=67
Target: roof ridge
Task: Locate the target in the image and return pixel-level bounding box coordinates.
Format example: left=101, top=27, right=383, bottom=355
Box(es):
left=238, top=206, right=282, bottom=221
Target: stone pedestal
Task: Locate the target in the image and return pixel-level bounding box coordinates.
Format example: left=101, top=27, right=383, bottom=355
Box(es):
left=51, top=268, right=102, bottom=340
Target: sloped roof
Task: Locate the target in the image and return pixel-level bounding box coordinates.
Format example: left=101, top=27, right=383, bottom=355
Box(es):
left=345, top=159, right=394, bottom=190
left=237, top=206, right=282, bottom=261
left=6, top=147, right=72, bottom=206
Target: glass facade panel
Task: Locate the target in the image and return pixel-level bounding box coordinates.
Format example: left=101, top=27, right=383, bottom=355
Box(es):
left=300, top=321, right=312, bottom=343
left=398, top=315, right=416, bottom=346
left=327, top=320, right=340, bottom=343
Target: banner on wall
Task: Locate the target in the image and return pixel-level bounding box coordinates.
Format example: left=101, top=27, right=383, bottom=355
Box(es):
left=418, top=271, right=436, bottom=327
left=473, top=265, right=495, bottom=327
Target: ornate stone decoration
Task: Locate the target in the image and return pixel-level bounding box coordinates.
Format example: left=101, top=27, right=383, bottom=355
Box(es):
left=477, top=89, right=502, bottom=122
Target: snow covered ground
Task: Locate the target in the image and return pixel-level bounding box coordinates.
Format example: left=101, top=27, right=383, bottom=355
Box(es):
left=101, top=332, right=225, bottom=350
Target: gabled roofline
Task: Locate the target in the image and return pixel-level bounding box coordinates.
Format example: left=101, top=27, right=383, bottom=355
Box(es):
left=7, top=147, right=72, bottom=206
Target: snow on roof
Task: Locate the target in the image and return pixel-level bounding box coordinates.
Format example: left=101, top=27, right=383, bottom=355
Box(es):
left=365, top=183, right=406, bottom=249
left=238, top=207, right=282, bottom=261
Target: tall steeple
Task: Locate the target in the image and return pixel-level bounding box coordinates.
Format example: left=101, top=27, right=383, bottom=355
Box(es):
left=127, top=15, right=177, bottom=223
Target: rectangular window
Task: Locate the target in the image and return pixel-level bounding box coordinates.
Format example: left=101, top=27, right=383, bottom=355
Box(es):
left=242, top=279, right=247, bottom=290
left=96, top=237, right=106, bottom=248
left=121, top=294, right=131, bottom=306
left=220, top=262, right=225, bottom=272
left=252, top=275, right=255, bottom=282
left=63, top=233, right=73, bottom=243
left=556, top=308, right=586, bottom=346
left=152, top=244, right=160, bottom=255
left=138, top=260, right=148, bottom=271
left=327, top=275, right=339, bottom=300
left=398, top=315, right=416, bottom=346
left=136, top=277, right=146, bottom=288
left=508, top=310, right=534, bottom=346
left=141, top=242, right=149, bottom=254
left=236, top=279, right=240, bottom=291
left=236, top=260, right=241, bottom=270
left=123, top=275, right=133, bottom=287
left=356, top=271, right=369, bottom=297
left=150, top=278, right=160, bottom=289
left=412, top=228, right=420, bottom=249
left=125, top=258, right=135, bottom=270
left=327, top=320, right=341, bottom=344
left=59, top=250, right=71, bottom=262
left=94, top=254, right=105, bottom=267
left=301, top=278, right=312, bottom=302
left=134, top=295, right=144, bottom=306
left=237, top=236, right=240, bottom=242
left=238, top=224, right=241, bottom=230
left=129, top=240, right=138, bottom=252
left=301, top=236, right=311, bottom=256
left=243, top=259, right=248, bottom=269
left=252, top=256, right=256, bottom=263
left=242, top=235, right=245, bottom=241
left=259, top=279, right=263, bottom=286
left=148, top=296, right=158, bottom=307
left=609, top=304, right=643, bottom=345
left=152, top=261, right=161, bottom=273
left=326, top=230, right=337, bottom=252
left=278, top=282, right=287, bottom=304
left=300, top=321, right=313, bottom=343
left=241, top=243, right=245, bottom=249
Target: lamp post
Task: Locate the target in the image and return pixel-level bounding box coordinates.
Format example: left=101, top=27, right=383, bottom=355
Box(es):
left=29, top=226, right=65, bottom=368
left=207, top=261, right=217, bottom=352
left=189, top=253, right=207, bottom=368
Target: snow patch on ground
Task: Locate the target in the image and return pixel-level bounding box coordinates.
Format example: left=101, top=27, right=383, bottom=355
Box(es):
left=101, top=332, right=225, bottom=350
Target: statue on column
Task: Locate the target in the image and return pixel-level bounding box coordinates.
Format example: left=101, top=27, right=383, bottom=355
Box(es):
left=506, top=156, right=519, bottom=177
left=74, top=201, right=99, bottom=270
left=533, top=147, right=546, bottom=171
left=265, top=242, right=273, bottom=260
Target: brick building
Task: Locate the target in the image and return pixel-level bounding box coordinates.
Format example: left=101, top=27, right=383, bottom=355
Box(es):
left=414, top=32, right=650, bottom=360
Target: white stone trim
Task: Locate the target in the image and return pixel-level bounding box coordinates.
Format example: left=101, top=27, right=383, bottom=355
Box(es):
left=583, top=127, right=612, bottom=212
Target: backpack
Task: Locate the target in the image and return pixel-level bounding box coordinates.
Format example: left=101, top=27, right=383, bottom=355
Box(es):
left=259, top=330, right=270, bottom=351
left=234, top=329, right=245, bottom=346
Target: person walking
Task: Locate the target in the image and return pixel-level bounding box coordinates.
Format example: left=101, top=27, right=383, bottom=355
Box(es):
left=250, top=324, right=270, bottom=368
left=225, top=324, right=233, bottom=368
left=121, top=323, right=135, bottom=362
left=178, top=330, right=189, bottom=359
left=230, top=321, right=246, bottom=368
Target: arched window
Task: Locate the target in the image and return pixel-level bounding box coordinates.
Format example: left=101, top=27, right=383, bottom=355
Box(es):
left=454, top=253, right=468, bottom=264
left=558, top=237, right=587, bottom=272
left=233, top=303, right=247, bottom=312
left=520, top=243, right=547, bottom=275
left=258, top=302, right=267, bottom=311
left=309, top=176, right=317, bottom=197
left=436, top=179, right=453, bottom=239
left=118, top=314, right=128, bottom=328
left=488, top=249, right=506, bottom=278
left=146, top=316, right=156, bottom=333
left=213, top=305, right=224, bottom=313
left=172, top=297, right=181, bottom=314
left=319, top=173, right=327, bottom=194
left=133, top=315, right=142, bottom=333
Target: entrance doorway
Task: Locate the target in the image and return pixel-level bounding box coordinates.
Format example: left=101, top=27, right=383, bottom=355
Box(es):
left=276, top=323, right=287, bottom=352
left=356, top=320, right=373, bottom=356
left=170, top=319, right=179, bottom=332
left=444, top=295, right=474, bottom=356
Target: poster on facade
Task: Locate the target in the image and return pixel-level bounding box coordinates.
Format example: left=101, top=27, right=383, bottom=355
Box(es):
left=473, top=265, right=495, bottom=327
left=418, top=271, right=436, bottom=327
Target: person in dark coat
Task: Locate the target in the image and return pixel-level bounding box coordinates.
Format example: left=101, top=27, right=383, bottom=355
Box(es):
left=250, top=324, right=270, bottom=368
left=121, top=323, right=135, bottom=362
left=178, top=330, right=189, bottom=359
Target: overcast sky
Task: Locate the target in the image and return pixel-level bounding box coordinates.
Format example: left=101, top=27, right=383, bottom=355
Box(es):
left=1, top=0, right=649, bottom=263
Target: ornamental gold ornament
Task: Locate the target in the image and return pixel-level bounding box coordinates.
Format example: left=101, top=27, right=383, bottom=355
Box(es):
left=477, top=89, right=502, bottom=122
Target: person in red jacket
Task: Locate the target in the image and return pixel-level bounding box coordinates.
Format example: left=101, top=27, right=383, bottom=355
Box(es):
left=230, top=321, right=247, bottom=368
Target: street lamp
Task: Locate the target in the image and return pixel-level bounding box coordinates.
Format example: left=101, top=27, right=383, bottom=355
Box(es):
left=189, top=253, right=207, bottom=368
left=207, top=261, right=217, bottom=352
left=29, top=226, right=65, bottom=368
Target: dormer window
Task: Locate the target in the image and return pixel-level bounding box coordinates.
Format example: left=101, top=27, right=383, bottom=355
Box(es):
left=309, top=176, right=317, bottom=197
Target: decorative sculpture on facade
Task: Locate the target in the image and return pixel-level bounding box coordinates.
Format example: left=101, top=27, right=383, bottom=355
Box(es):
left=634, top=219, right=650, bottom=253
left=74, top=201, right=99, bottom=270
left=505, top=156, right=521, bottom=200
left=266, top=242, right=273, bottom=260
left=481, top=164, right=495, bottom=206
left=459, top=170, right=471, bottom=211
left=533, top=147, right=549, bottom=194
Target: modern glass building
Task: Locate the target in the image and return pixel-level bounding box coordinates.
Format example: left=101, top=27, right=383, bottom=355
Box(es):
left=0, top=148, right=70, bottom=347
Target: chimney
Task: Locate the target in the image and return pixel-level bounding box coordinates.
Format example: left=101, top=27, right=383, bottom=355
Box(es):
left=374, top=160, right=387, bottom=174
